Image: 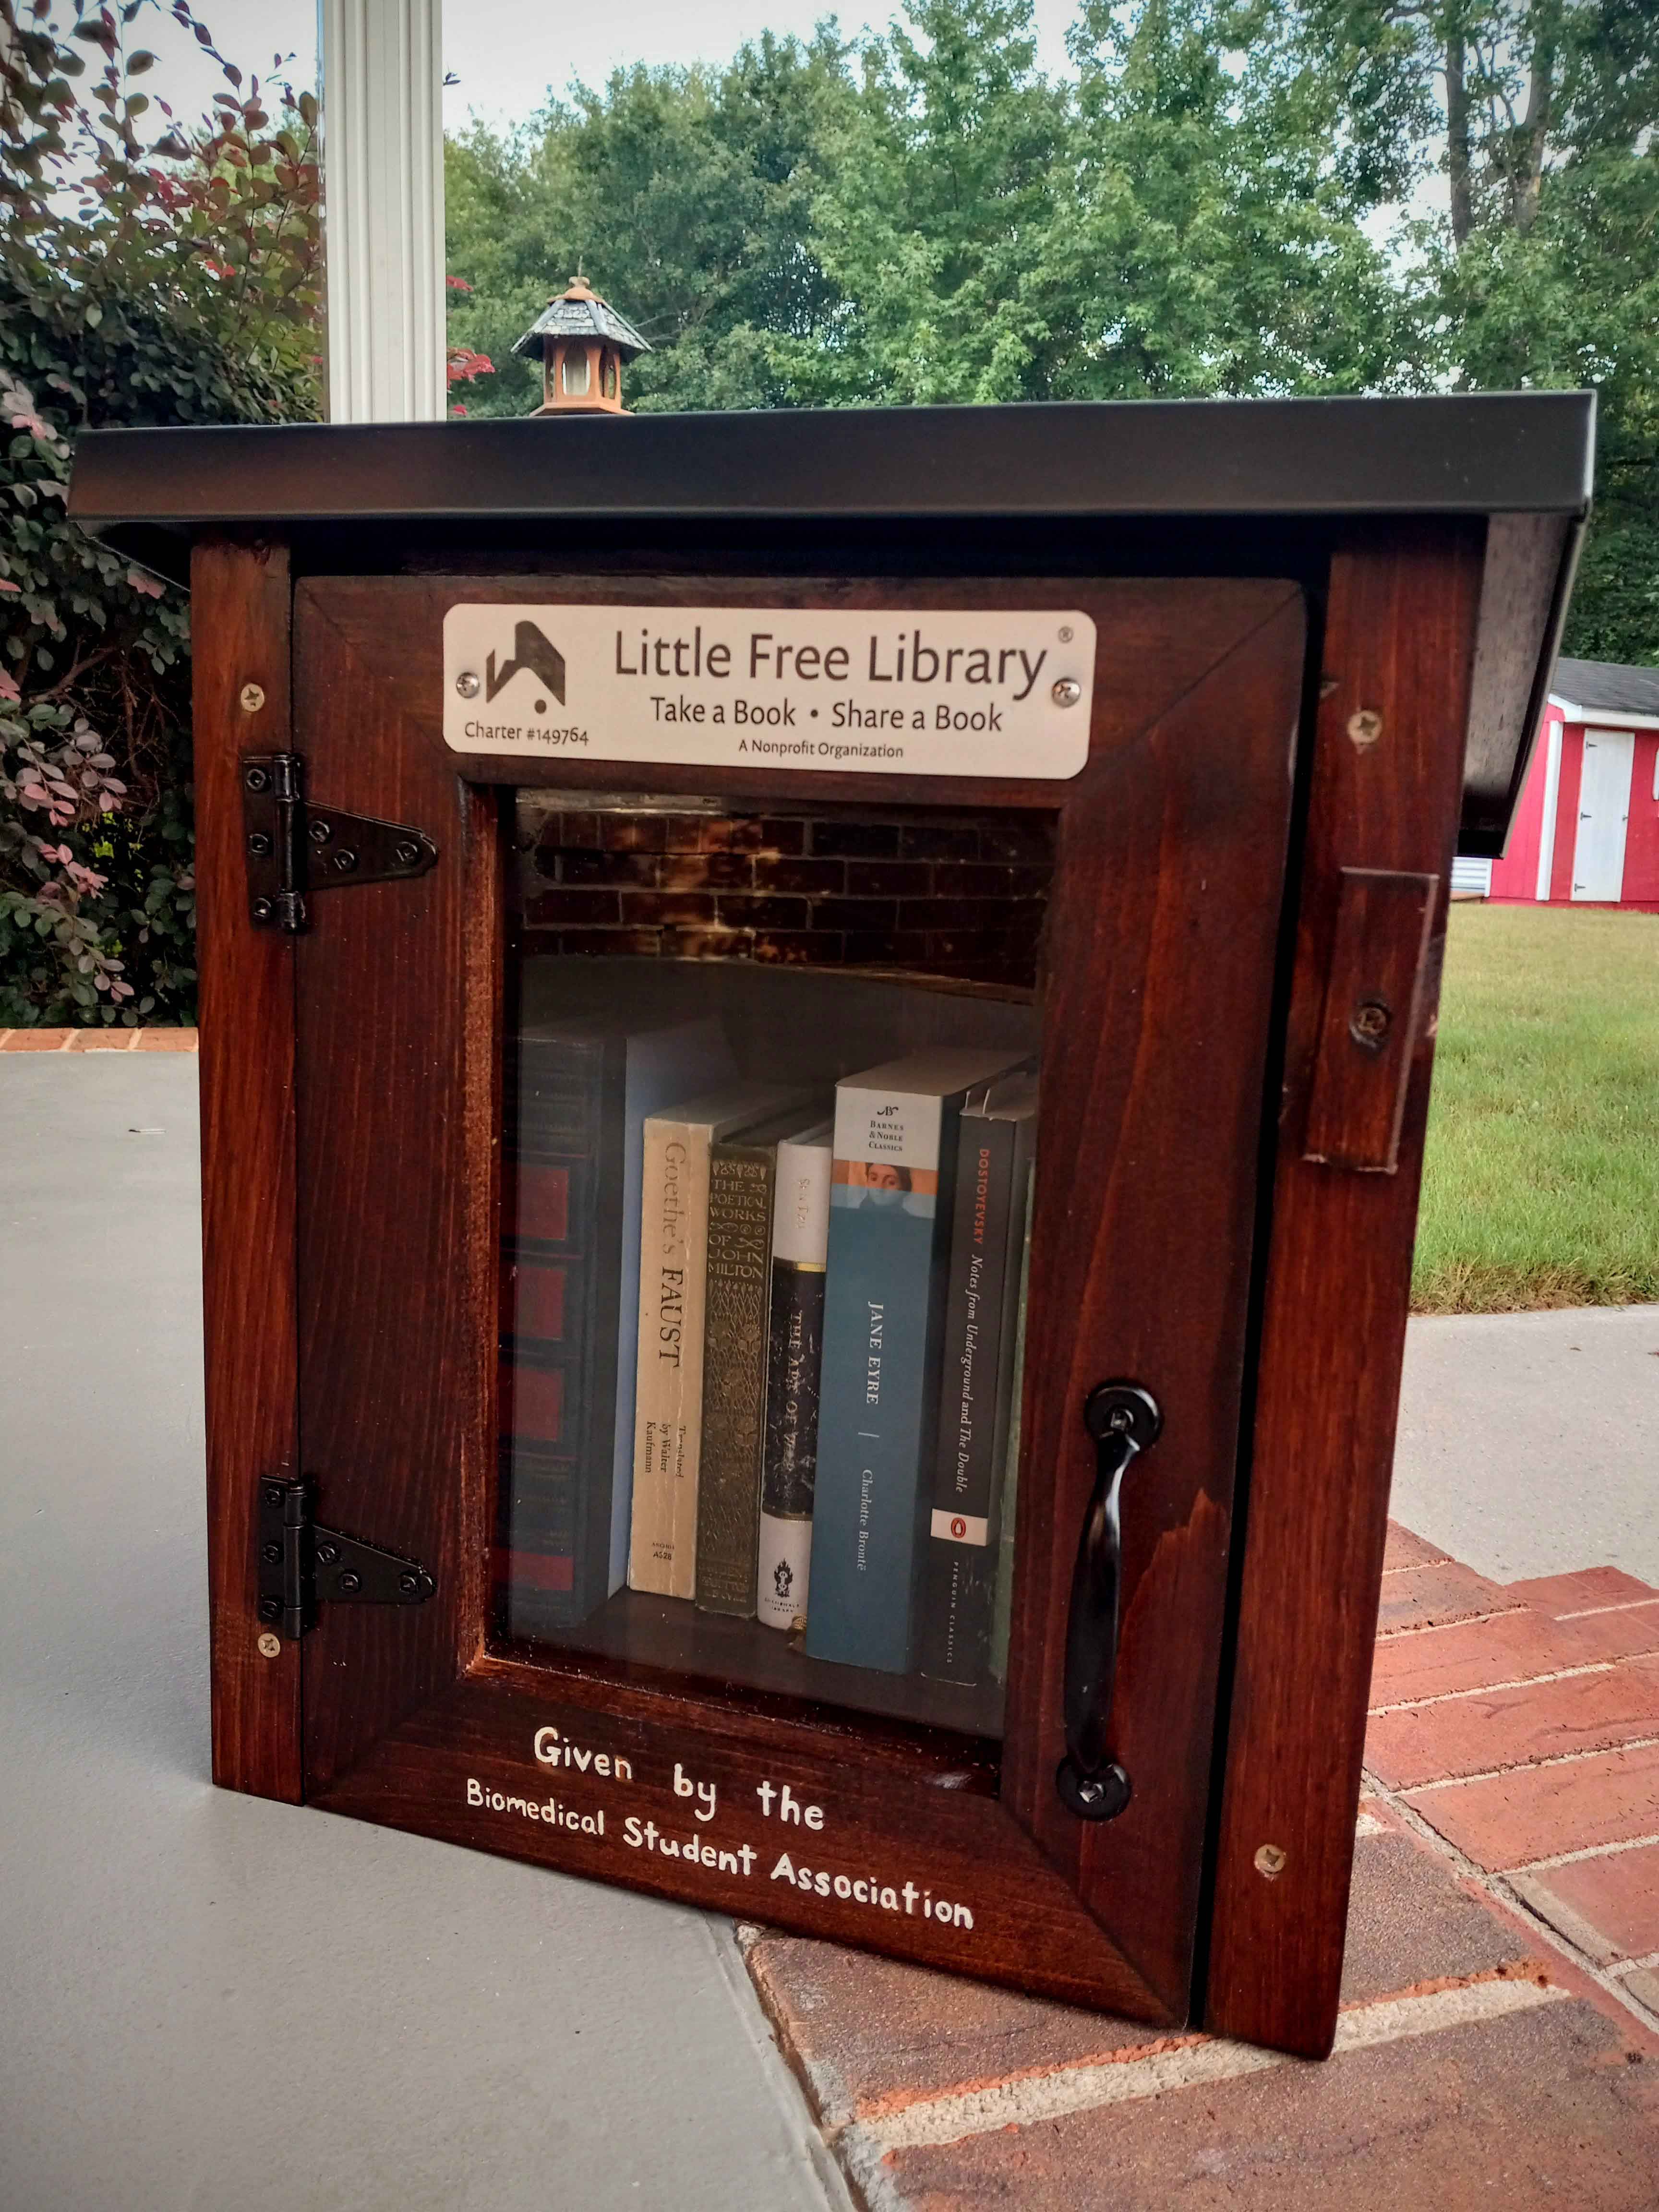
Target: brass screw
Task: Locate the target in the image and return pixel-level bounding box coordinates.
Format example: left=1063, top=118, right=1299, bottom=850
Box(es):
left=240, top=683, right=266, bottom=714
left=257, top=1631, right=282, bottom=1659
left=1350, top=998, right=1392, bottom=1047
left=1347, top=708, right=1383, bottom=749
left=1254, top=1843, right=1287, bottom=1880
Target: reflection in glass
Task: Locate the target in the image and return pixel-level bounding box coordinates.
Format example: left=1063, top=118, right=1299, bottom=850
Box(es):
left=496, top=795, right=1054, bottom=1740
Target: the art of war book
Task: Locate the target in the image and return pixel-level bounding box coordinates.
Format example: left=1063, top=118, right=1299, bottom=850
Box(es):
left=805, top=1047, right=1031, bottom=1675
left=499, top=1013, right=733, bottom=1639
left=920, top=1072, right=1038, bottom=1685
left=697, top=1104, right=830, bottom=1619
left=757, top=1119, right=834, bottom=1634
left=628, top=1081, right=808, bottom=1600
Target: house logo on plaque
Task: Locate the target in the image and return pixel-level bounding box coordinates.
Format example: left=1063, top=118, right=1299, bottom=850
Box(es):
left=486, top=621, right=566, bottom=708
left=445, top=603, right=1098, bottom=781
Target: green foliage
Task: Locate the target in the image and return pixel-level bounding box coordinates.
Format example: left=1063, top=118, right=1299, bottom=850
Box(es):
left=444, top=29, right=857, bottom=416
left=1287, top=0, right=1659, bottom=661
left=0, top=0, right=320, bottom=1026
left=447, top=0, right=1658, bottom=663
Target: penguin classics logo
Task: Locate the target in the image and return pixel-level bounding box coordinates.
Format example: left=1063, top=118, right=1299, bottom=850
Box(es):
left=488, top=621, right=565, bottom=708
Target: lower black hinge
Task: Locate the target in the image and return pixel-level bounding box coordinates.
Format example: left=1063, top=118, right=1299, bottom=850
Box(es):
left=257, top=1476, right=436, bottom=1641
left=243, top=752, right=437, bottom=932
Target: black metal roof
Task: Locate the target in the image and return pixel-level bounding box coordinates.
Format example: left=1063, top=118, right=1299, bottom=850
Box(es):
left=511, top=290, right=650, bottom=363
left=68, top=393, right=1591, bottom=541
left=65, top=391, right=1598, bottom=856
left=1552, top=656, right=1659, bottom=719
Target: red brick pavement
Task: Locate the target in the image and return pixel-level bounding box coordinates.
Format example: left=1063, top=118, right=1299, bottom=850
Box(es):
left=1370, top=1542, right=1659, bottom=2018
left=0, top=1027, right=198, bottom=1050
left=744, top=1523, right=1659, bottom=2210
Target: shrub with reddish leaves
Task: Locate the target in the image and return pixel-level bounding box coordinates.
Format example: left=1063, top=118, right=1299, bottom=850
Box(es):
left=0, top=0, right=320, bottom=1024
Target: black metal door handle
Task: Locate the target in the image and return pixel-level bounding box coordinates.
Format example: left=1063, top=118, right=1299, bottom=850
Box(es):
left=1056, top=1381, right=1162, bottom=1821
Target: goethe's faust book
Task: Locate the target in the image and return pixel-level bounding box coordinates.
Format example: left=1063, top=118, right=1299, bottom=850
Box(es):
left=697, top=1104, right=827, bottom=1619
left=629, top=1082, right=807, bottom=1599
left=920, top=1071, right=1037, bottom=1685
left=500, top=1014, right=733, bottom=1637
left=805, top=1048, right=1029, bottom=1674
left=757, top=1119, right=834, bottom=1632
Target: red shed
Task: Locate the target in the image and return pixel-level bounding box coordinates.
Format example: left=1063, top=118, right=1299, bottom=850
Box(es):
left=1479, top=657, right=1659, bottom=910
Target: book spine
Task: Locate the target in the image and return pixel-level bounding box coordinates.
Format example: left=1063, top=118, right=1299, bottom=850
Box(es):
left=990, top=1156, right=1036, bottom=1683
left=757, top=1137, right=831, bottom=1633
left=500, top=1034, right=616, bottom=1637
left=695, top=1142, right=776, bottom=1616
left=805, top=1089, right=957, bottom=1674
left=628, top=1115, right=713, bottom=1598
left=919, top=1112, right=1017, bottom=1683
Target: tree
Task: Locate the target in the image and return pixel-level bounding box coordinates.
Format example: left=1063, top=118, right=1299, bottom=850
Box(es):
left=779, top=0, right=1074, bottom=404
left=1284, top=0, right=1659, bottom=659
left=1055, top=0, right=1419, bottom=398
left=445, top=1, right=1656, bottom=662
left=444, top=29, right=856, bottom=417
left=0, top=0, right=320, bottom=1024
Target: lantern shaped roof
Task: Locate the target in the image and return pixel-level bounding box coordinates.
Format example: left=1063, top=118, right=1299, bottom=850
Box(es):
left=512, top=279, right=651, bottom=365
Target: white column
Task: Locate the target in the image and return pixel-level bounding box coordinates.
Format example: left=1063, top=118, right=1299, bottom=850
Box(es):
left=319, top=0, right=446, bottom=423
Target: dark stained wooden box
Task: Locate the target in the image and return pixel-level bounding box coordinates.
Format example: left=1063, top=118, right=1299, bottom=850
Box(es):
left=71, top=395, right=1592, bottom=2058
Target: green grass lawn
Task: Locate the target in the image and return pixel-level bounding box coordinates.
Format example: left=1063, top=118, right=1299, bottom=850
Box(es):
left=1412, top=904, right=1659, bottom=1312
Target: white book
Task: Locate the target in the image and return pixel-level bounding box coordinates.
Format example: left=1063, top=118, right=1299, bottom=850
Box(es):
left=629, top=1082, right=808, bottom=1597
left=757, top=1120, right=834, bottom=1632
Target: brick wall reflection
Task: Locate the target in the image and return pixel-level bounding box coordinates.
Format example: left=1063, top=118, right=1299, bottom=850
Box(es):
left=519, top=806, right=1056, bottom=987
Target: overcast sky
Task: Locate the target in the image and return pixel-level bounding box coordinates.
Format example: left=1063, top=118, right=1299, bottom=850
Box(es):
left=140, top=0, right=1087, bottom=134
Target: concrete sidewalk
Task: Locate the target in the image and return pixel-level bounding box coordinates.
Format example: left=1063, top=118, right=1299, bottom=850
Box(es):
left=0, top=1050, right=850, bottom=2212
left=1394, top=1306, right=1659, bottom=1586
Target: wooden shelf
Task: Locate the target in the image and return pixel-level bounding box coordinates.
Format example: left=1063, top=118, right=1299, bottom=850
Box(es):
left=496, top=1586, right=1008, bottom=1744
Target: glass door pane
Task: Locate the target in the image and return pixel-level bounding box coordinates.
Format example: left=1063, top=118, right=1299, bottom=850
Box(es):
left=494, top=790, right=1054, bottom=1740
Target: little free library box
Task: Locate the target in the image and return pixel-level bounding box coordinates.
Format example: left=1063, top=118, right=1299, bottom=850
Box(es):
left=72, top=394, right=1593, bottom=2058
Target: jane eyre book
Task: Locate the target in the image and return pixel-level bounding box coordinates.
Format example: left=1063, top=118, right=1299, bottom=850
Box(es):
left=805, top=1047, right=1029, bottom=1675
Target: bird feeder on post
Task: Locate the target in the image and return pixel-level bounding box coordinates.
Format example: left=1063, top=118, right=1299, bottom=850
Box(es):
left=513, top=278, right=651, bottom=416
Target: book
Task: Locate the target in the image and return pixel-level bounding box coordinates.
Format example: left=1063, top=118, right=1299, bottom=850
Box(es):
left=757, top=1119, right=834, bottom=1633
left=920, top=1073, right=1038, bottom=1684
left=804, top=1047, right=1031, bottom=1674
left=697, top=1105, right=829, bottom=1618
left=628, top=1082, right=808, bottom=1599
left=606, top=1020, right=738, bottom=1589
left=989, top=1155, right=1035, bottom=1683
left=499, top=1013, right=733, bottom=1638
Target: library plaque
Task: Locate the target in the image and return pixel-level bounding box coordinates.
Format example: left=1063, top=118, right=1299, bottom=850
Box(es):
left=444, top=604, right=1097, bottom=779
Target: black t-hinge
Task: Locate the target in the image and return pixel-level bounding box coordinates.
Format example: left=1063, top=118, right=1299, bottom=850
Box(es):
left=258, top=1476, right=437, bottom=1641
left=242, top=753, right=437, bottom=932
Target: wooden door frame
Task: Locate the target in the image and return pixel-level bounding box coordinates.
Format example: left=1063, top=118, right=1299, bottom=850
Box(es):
left=194, top=528, right=1483, bottom=2054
